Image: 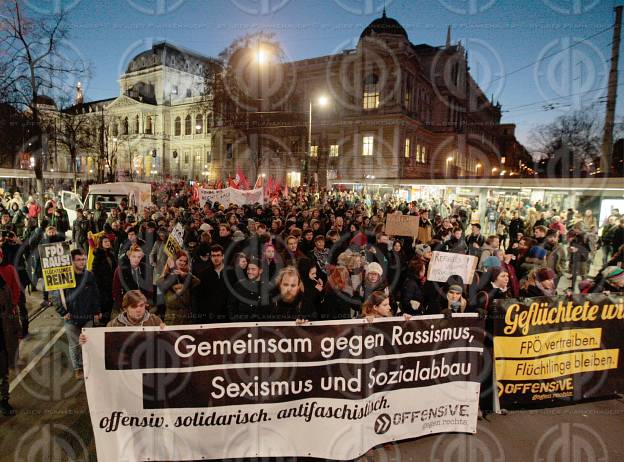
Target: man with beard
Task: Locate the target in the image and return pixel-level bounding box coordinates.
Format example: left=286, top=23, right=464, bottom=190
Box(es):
left=268, top=267, right=315, bottom=322
left=227, top=257, right=268, bottom=322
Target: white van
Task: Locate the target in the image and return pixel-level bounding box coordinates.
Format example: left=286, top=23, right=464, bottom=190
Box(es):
left=84, top=182, right=153, bottom=212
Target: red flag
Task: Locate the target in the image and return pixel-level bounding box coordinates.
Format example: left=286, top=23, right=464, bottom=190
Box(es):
left=283, top=183, right=289, bottom=197
left=266, top=176, right=274, bottom=197
left=192, top=184, right=199, bottom=203
left=216, top=179, right=224, bottom=189
left=228, top=176, right=239, bottom=189
left=254, top=175, right=264, bottom=189
left=236, top=168, right=250, bottom=190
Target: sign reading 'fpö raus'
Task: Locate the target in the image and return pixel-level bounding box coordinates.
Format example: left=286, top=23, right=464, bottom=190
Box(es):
left=82, top=315, right=485, bottom=461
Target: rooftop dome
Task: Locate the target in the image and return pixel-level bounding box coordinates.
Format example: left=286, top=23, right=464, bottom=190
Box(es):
left=360, top=10, right=408, bottom=41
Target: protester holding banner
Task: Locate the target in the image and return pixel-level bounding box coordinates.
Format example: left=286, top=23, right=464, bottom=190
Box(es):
left=440, top=279, right=468, bottom=315
left=361, top=290, right=392, bottom=320
left=156, top=251, right=199, bottom=326
left=269, top=266, right=315, bottom=322
left=54, top=249, right=101, bottom=379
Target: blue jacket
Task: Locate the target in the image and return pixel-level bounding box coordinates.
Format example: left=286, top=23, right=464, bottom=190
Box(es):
left=55, top=270, right=101, bottom=327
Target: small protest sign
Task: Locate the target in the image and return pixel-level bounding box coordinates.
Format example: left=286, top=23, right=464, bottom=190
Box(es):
left=164, top=223, right=185, bottom=257
left=39, top=241, right=76, bottom=291
left=384, top=213, right=419, bottom=237
left=427, top=251, right=478, bottom=284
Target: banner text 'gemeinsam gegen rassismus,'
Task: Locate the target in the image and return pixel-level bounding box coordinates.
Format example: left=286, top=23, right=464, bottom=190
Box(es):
left=493, top=293, right=624, bottom=408
left=83, top=315, right=485, bottom=461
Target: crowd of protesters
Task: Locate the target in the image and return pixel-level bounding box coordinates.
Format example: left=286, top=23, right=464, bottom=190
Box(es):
left=0, top=182, right=623, bottom=417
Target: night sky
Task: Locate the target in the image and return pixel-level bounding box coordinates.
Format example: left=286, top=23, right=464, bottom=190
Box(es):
left=36, top=0, right=623, bottom=146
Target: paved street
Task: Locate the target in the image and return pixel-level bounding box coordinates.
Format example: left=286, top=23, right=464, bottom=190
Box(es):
left=1, top=282, right=623, bottom=462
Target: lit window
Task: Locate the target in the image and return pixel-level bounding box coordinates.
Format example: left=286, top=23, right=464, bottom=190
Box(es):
left=363, top=74, right=380, bottom=110
left=416, top=145, right=421, bottom=163
left=195, top=114, right=203, bottom=134
left=329, top=144, right=339, bottom=158
left=422, top=146, right=427, bottom=163
left=404, top=138, right=410, bottom=159
left=362, top=135, right=374, bottom=156
left=310, top=145, right=318, bottom=158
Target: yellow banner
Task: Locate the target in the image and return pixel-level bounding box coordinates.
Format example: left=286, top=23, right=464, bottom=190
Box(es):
left=493, top=328, right=602, bottom=359
left=496, top=349, right=619, bottom=381
left=42, top=266, right=76, bottom=291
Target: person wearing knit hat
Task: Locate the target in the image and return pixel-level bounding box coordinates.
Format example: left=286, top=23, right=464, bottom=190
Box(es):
left=601, top=266, right=624, bottom=290
left=443, top=281, right=467, bottom=314
left=519, top=246, right=548, bottom=282
left=361, top=261, right=389, bottom=304
left=522, top=267, right=557, bottom=298
left=414, top=244, right=432, bottom=261
left=482, top=256, right=501, bottom=270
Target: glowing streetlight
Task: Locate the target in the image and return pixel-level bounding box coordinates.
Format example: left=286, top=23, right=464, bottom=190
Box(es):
left=307, top=94, right=331, bottom=182
left=256, top=48, right=269, bottom=65
left=445, top=156, right=453, bottom=176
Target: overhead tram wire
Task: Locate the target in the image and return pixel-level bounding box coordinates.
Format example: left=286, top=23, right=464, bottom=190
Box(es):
left=487, top=26, right=613, bottom=87
left=502, top=81, right=624, bottom=114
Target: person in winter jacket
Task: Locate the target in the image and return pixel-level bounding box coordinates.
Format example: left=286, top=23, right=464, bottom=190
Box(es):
left=320, top=266, right=358, bottom=320
left=0, top=272, right=19, bottom=416
left=521, top=267, right=557, bottom=298
left=400, top=259, right=427, bottom=315
left=54, top=249, right=101, bottom=379
left=91, top=236, right=117, bottom=326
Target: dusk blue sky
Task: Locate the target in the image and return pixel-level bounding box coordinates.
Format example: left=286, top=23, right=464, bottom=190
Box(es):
left=33, top=0, right=623, bottom=146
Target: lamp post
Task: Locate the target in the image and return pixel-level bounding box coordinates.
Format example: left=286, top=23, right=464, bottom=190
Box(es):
left=307, top=95, right=329, bottom=187
left=446, top=156, right=454, bottom=177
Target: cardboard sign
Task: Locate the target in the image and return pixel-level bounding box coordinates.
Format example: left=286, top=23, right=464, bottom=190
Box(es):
left=427, top=251, right=478, bottom=284
left=164, top=223, right=184, bottom=258
left=384, top=213, right=419, bottom=237
left=39, top=241, right=76, bottom=291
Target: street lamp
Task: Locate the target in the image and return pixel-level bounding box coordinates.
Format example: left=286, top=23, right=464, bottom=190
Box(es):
left=476, top=163, right=482, bottom=176
left=308, top=95, right=330, bottom=186
left=446, top=156, right=453, bottom=177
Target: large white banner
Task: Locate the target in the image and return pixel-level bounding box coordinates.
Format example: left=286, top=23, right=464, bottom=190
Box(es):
left=199, top=187, right=263, bottom=207
left=83, top=315, right=484, bottom=461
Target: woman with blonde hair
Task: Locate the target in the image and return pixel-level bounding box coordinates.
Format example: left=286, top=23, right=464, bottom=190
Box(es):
left=156, top=250, right=200, bottom=325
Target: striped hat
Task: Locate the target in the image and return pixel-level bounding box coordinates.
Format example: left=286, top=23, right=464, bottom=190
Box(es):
left=602, top=266, right=624, bottom=284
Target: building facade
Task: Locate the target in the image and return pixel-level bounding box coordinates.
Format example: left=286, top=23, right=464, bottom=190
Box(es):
left=54, top=13, right=530, bottom=186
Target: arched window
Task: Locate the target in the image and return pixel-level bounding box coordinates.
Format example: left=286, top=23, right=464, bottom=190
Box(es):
left=363, top=74, right=380, bottom=109
left=123, top=117, right=129, bottom=135
left=185, top=115, right=192, bottom=135
left=145, top=116, right=152, bottom=135
left=174, top=116, right=181, bottom=136
left=134, top=115, right=140, bottom=134
left=195, top=114, right=203, bottom=134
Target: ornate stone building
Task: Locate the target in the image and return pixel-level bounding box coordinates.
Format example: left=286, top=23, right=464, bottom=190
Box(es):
left=58, top=12, right=529, bottom=186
